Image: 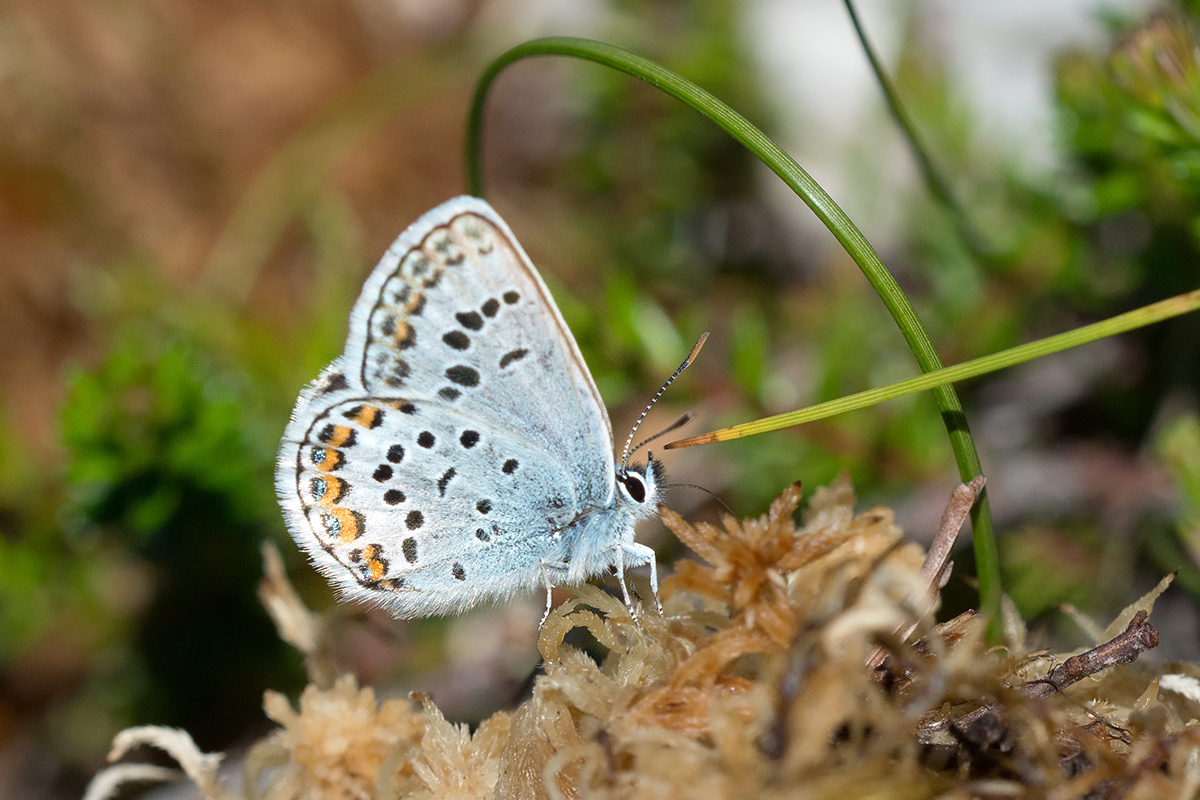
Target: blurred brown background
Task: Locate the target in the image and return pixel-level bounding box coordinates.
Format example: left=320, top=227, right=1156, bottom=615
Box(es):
left=3, top=1, right=1200, bottom=798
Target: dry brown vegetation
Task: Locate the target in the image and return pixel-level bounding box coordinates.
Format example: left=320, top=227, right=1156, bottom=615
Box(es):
left=85, top=478, right=1200, bottom=799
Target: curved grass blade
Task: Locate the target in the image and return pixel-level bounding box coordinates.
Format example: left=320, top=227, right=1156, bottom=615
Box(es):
left=465, top=36, right=1003, bottom=638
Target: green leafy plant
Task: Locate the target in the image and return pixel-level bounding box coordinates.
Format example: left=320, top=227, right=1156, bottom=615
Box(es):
left=60, top=325, right=302, bottom=744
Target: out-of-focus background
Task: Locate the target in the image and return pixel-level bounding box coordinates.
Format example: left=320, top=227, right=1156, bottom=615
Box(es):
left=3, top=0, right=1200, bottom=796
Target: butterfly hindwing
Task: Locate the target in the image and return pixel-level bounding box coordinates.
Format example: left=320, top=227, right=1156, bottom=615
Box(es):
left=284, top=395, right=585, bottom=616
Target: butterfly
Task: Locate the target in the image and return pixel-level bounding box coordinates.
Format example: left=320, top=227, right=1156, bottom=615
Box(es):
left=276, top=196, right=702, bottom=619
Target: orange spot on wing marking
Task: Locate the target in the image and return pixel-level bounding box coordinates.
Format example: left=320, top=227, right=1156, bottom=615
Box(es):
left=311, top=448, right=345, bottom=472
left=324, top=425, right=356, bottom=448
left=327, top=507, right=364, bottom=543
left=312, top=475, right=346, bottom=506
left=349, top=405, right=382, bottom=429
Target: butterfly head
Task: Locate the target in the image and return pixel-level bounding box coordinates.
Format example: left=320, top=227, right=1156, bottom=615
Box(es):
left=616, top=453, right=665, bottom=513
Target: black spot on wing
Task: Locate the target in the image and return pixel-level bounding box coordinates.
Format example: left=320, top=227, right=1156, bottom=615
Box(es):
left=481, top=298, right=499, bottom=317
left=499, top=348, right=528, bottom=368
left=317, top=372, right=348, bottom=395
left=446, top=366, right=480, bottom=387
left=456, top=311, right=484, bottom=330
left=442, top=331, right=470, bottom=350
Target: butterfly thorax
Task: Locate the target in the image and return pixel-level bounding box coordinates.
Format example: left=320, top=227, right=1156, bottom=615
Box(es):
left=554, top=457, right=664, bottom=586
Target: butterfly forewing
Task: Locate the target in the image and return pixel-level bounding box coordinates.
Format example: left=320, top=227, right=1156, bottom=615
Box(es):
left=277, top=197, right=620, bottom=616
left=348, top=200, right=613, bottom=488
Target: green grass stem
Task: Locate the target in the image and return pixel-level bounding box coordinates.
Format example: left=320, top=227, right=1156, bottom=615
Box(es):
left=668, top=289, right=1200, bottom=445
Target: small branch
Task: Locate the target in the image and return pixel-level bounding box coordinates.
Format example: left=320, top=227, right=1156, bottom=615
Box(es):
left=1022, top=611, right=1159, bottom=699
left=921, top=475, right=985, bottom=589
left=922, top=611, right=1159, bottom=746
left=866, top=477, right=984, bottom=671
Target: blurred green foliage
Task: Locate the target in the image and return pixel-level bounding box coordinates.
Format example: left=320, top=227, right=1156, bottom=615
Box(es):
left=1152, top=413, right=1200, bottom=594
left=942, top=9, right=1200, bottom=620
left=1002, top=524, right=1105, bottom=620
left=62, top=328, right=273, bottom=535
left=564, top=0, right=767, bottom=291
left=58, top=323, right=303, bottom=746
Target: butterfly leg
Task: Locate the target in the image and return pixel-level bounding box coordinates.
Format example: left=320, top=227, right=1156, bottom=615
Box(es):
left=538, top=559, right=570, bottom=626
left=647, top=554, right=662, bottom=614
left=613, top=555, right=638, bottom=622
left=620, top=542, right=662, bottom=616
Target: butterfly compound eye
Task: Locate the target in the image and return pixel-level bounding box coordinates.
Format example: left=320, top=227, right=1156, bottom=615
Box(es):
left=620, top=472, right=647, bottom=504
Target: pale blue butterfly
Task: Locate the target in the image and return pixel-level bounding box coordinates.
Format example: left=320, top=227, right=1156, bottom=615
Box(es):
left=276, top=196, right=702, bottom=619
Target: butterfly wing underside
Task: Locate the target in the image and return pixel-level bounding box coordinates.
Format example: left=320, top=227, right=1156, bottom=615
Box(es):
left=276, top=197, right=618, bottom=616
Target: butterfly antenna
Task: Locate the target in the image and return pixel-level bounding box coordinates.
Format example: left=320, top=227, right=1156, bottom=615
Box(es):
left=662, top=482, right=737, bottom=517
left=620, top=332, right=709, bottom=470
left=627, top=412, right=694, bottom=459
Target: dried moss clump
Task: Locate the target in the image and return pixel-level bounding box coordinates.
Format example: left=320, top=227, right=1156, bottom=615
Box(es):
left=252, top=676, right=425, bottom=798
left=86, top=478, right=1200, bottom=799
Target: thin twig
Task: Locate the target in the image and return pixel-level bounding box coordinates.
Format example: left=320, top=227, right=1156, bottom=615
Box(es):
left=1022, top=611, right=1159, bottom=699
left=930, top=611, right=1160, bottom=741
left=921, top=475, right=985, bottom=589
left=866, top=477, right=985, bottom=671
